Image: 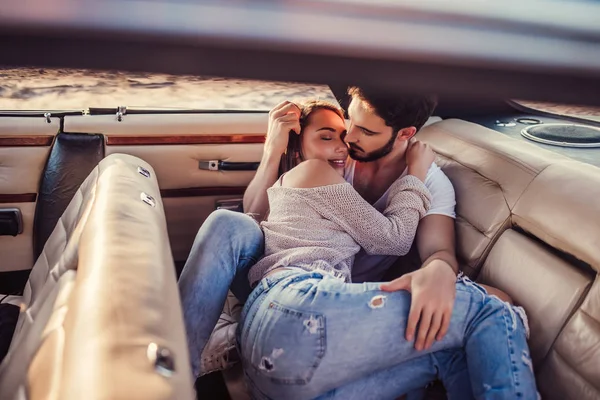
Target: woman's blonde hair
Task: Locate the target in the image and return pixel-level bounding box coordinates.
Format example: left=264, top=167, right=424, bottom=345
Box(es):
left=278, top=100, right=345, bottom=175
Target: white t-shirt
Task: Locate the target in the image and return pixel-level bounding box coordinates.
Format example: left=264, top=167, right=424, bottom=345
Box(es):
left=344, top=159, right=456, bottom=283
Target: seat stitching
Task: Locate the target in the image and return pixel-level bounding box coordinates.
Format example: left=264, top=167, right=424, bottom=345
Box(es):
left=428, top=122, right=548, bottom=174
left=512, top=215, right=596, bottom=272
left=436, top=153, right=512, bottom=213
left=551, top=345, right=600, bottom=392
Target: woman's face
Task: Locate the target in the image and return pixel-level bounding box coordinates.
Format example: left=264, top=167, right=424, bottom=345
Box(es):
left=300, top=109, right=348, bottom=175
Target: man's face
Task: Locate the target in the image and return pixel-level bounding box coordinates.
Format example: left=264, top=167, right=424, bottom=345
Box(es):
left=345, top=97, right=397, bottom=162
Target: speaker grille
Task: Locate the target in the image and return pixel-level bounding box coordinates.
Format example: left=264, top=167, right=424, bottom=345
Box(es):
left=521, top=124, right=600, bottom=148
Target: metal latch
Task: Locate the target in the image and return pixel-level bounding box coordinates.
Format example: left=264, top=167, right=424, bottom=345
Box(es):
left=116, top=106, right=127, bottom=122
left=43, top=112, right=52, bottom=123
left=199, top=160, right=220, bottom=171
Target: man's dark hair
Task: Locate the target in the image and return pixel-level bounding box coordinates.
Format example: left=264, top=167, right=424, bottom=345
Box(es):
left=347, top=87, right=438, bottom=134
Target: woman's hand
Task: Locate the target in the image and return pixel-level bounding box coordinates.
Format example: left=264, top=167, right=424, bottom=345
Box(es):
left=265, top=101, right=302, bottom=157
left=406, top=139, right=435, bottom=182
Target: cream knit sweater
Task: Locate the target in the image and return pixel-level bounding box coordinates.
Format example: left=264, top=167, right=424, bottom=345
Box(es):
left=248, top=175, right=432, bottom=287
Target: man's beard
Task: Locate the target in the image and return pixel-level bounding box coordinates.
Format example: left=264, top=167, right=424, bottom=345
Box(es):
left=348, top=133, right=397, bottom=162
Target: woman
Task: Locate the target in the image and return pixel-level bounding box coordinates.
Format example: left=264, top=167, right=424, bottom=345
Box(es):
left=238, top=100, right=538, bottom=400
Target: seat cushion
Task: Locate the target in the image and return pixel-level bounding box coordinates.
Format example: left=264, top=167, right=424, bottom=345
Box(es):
left=477, top=230, right=592, bottom=366
left=536, top=277, right=600, bottom=399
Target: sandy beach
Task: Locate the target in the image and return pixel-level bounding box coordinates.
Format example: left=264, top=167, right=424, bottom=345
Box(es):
left=0, top=67, right=337, bottom=111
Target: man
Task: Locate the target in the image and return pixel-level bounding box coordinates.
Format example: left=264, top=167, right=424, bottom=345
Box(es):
left=179, top=88, right=458, bottom=377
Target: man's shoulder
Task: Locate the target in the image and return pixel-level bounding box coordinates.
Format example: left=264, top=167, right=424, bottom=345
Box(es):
left=423, top=162, right=457, bottom=217
left=424, top=162, right=451, bottom=188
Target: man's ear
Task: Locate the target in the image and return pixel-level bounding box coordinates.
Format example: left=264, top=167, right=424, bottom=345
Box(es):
left=396, top=127, right=417, bottom=142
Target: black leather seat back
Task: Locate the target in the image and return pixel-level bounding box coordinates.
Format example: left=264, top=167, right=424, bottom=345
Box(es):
left=33, top=133, right=104, bottom=258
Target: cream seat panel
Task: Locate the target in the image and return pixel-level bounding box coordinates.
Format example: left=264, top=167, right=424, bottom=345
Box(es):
left=0, top=147, right=51, bottom=194
left=0, top=271, right=76, bottom=400
left=59, top=153, right=193, bottom=400
left=0, top=118, right=60, bottom=136
left=63, top=113, right=267, bottom=135
left=513, top=161, right=600, bottom=273
left=164, top=196, right=242, bottom=261
left=28, top=271, right=75, bottom=400
left=0, top=203, right=35, bottom=272
left=0, top=117, right=57, bottom=193
left=537, top=277, right=600, bottom=400
left=477, top=230, right=592, bottom=366
left=20, top=174, right=97, bottom=311
left=106, top=144, right=263, bottom=189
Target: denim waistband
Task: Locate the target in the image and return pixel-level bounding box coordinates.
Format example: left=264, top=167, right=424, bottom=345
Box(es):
left=246, top=267, right=327, bottom=309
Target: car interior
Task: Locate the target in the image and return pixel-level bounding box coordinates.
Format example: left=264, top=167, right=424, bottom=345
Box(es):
left=0, top=100, right=599, bottom=399
left=0, top=1, right=599, bottom=399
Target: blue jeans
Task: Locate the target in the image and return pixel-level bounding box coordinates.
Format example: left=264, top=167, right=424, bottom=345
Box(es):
left=178, top=209, right=264, bottom=377
left=178, top=209, right=462, bottom=397
left=239, top=269, right=538, bottom=400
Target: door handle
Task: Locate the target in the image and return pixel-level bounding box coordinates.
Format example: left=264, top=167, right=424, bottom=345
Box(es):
left=215, top=199, right=243, bottom=212
left=199, top=160, right=260, bottom=171
left=0, top=208, right=23, bottom=236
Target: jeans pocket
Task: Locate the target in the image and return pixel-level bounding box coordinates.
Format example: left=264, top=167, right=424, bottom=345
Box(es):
left=247, top=301, right=326, bottom=385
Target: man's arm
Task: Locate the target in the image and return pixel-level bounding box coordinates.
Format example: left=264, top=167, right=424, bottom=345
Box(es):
left=243, top=101, right=301, bottom=220
left=381, top=163, right=458, bottom=351
left=416, top=214, right=458, bottom=274
left=382, top=214, right=458, bottom=350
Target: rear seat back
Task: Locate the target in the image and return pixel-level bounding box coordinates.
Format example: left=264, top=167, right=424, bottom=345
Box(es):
left=0, top=154, right=193, bottom=400
left=418, top=119, right=567, bottom=277
left=420, top=119, right=599, bottom=400
left=511, top=161, right=600, bottom=399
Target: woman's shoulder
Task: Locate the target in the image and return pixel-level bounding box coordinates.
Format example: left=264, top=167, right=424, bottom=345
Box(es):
left=281, top=159, right=346, bottom=189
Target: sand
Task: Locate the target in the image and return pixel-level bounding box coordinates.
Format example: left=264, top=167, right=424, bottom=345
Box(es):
left=0, top=67, right=338, bottom=111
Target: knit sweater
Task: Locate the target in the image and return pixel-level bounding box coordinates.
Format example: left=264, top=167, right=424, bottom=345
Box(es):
left=247, top=174, right=432, bottom=287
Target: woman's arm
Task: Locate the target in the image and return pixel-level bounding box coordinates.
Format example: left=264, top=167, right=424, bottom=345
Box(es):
left=282, top=160, right=431, bottom=256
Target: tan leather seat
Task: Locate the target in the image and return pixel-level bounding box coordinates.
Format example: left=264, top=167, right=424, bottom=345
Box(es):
left=0, top=153, right=194, bottom=400
left=421, top=120, right=599, bottom=399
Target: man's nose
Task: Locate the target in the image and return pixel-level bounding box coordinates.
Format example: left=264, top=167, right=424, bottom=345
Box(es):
left=345, top=126, right=359, bottom=144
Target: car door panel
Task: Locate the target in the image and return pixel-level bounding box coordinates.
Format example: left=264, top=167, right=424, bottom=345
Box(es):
left=0, top=117, right=58, bottom=272
left=63, top=113, right=267, bottom=263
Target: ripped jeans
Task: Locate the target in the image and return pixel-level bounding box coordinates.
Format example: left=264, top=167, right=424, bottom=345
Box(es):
left=239, top=268, right=538, bottom=400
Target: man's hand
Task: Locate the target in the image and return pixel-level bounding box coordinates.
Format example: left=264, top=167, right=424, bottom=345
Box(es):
left=406, top=139, right=435, bottom=182
left=265, top=101, right=302, bottom=157
left=380, top=259, right=456, bottom=350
